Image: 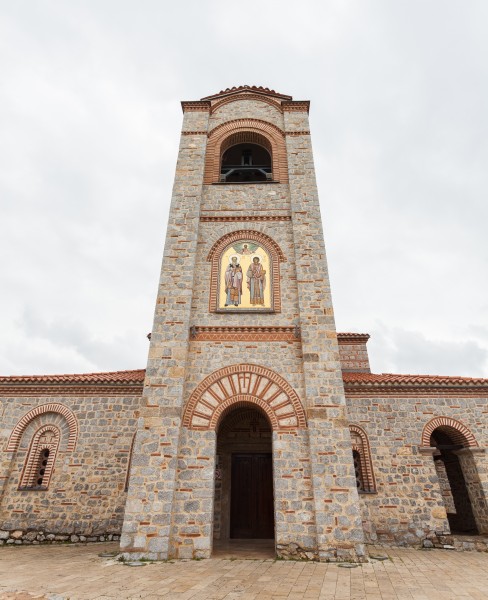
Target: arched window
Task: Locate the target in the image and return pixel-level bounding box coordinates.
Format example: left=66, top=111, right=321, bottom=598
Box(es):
left=19, top=425, right=60, bottom=490
left=352, top=449, right=364, bottom=491
left=349, top=425, right=376, bottom=493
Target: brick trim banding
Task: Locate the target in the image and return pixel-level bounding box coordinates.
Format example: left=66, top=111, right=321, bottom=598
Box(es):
left=207, top=230, right=285, bottom=314
left=286, top=131, right=311, bottom=136
left=421, top=416, right=479, bottom=448
left=282, top=101, right=310, bottom=113
left=204, top=119, right=288, bottom=184
left=349, top=424, right=376, bottom=493
left=182, top=363, right=307, bottom=431
left=181, top=131, right=207, bottom=136
left=6, top=403, right=79, bottom=453
left=337, top=333, right=370, bottom=345
left=190, top=326, right=300, bottom=342
left=200, top=215, right=291, bottom=222
left=181, top=101, right=211, bottom=113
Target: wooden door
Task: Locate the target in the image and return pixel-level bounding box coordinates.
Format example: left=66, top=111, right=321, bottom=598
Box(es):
left=230, top=453, right=274, bottom=539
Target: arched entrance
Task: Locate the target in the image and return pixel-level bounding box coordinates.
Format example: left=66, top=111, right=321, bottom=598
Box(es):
left=179, top=364, right=307, bottom=558
left=423, top=417, right=488, bottom=535
left=214, top=405, right=274, bottom=543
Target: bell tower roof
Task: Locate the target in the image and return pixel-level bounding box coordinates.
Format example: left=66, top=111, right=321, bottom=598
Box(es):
left=200, top=85, right=293, bottom=101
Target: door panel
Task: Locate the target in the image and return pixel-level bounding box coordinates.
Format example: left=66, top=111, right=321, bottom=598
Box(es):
left=230, top=453, right=274, bottom=539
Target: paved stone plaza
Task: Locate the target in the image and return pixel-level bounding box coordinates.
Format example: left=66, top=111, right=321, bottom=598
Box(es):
left=1, top=543, right=487, bottom=600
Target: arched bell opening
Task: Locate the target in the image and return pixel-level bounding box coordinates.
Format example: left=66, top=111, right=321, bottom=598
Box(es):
left=219, top=131, right=273, bottom=183
left=431, top=428, right=479, bottom=534
left=213, top=403, right=275, bottom=553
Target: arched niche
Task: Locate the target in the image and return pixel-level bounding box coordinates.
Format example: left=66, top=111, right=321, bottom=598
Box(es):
left=207, top=230, right=285, bottom=313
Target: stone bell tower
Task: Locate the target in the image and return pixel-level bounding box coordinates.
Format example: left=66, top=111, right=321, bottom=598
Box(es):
left=120, top=86, right=366, bottom=561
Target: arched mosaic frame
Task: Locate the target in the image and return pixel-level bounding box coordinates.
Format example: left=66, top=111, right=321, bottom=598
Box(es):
left=207, top=230, right=285, bottom=313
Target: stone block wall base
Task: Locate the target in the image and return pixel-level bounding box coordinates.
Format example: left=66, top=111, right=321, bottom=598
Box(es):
left=318, top=543, right=368, bottom=563
left=276, top=543, right=318, bottom=561
left=423, top=534, right=488, bottom=552
left=0, top=529, right=120, bottom=545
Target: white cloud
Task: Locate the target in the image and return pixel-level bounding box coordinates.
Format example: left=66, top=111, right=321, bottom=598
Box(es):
left=1, top=1, right=487, bottom=376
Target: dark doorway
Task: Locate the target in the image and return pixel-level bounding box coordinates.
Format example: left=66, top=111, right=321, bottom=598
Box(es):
left=431, top=429, right=478, bottom=534
left=230, top=453, right=274, bottom=539
left=213, top=405, right=275, bottom=547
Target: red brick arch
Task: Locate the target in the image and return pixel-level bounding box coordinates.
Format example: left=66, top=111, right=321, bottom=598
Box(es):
left=6, top=403, right=78, bottom=453
left=349, top=424, right=376, bottom=493
left=207, top=230, right=285, bottom=313
left=182, top=364, right=307, bottom=432
left=421, top=416, right=478, bottom=448
left=19, top=424, right=60, bottom=490
left=203, top=118, right=288, bottom=184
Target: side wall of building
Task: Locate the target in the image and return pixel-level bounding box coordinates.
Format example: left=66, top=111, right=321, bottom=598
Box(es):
left=0, top=393, right=140, bottom=544
left=345, top=393, right=488, bottom=546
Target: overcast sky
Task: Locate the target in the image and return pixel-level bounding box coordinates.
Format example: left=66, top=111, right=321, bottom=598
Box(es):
left=1, top=1, right=487, bottom=378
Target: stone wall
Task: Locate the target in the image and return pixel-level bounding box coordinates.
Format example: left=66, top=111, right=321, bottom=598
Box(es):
left=0, top=393, right=140, bottom=540
left=345, top=393, right=488, bottom=545
left=337, top=335, right=371, bottom=373
left=208, top=99, right=284, bottom=131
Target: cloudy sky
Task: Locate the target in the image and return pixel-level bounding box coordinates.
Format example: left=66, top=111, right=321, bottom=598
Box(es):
left=1, top=1, right=487, bottom=377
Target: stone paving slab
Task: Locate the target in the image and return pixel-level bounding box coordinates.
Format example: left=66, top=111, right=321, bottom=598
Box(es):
left=0, top=543, right=487, bottom=600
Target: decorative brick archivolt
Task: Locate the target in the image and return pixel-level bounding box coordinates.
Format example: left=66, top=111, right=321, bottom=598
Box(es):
left=286, top=131, right=311, bottom=136
left=182, top=364, right=307, bottom=431
left=6, top=403, right=78, bottom=453
left=19, top=425, right=60, bottom=490
left=210, top=92, right=283, bottom=114
left=207, top=230, right=285, bottom=313
left=349, top=425, right=376, bottom=493
left=421, top=416, right=479, bottom=448
left=203, top=118, right=288, bottom=184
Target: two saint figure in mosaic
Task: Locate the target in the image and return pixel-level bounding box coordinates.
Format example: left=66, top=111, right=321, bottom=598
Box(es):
left=223, top=243, right=267, bottom=308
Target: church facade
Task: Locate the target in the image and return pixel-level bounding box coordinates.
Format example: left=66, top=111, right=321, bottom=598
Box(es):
left=1, top=87, right=487, bottom=561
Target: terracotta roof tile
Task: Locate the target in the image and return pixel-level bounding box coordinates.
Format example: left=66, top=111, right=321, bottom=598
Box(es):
left=201, top=85, right=292, bottom=101
left=0, top=369, right=145, bottom=385
left=343, top=372, right=488, bottom=392
left=337, top=333, right=370, bottom=344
